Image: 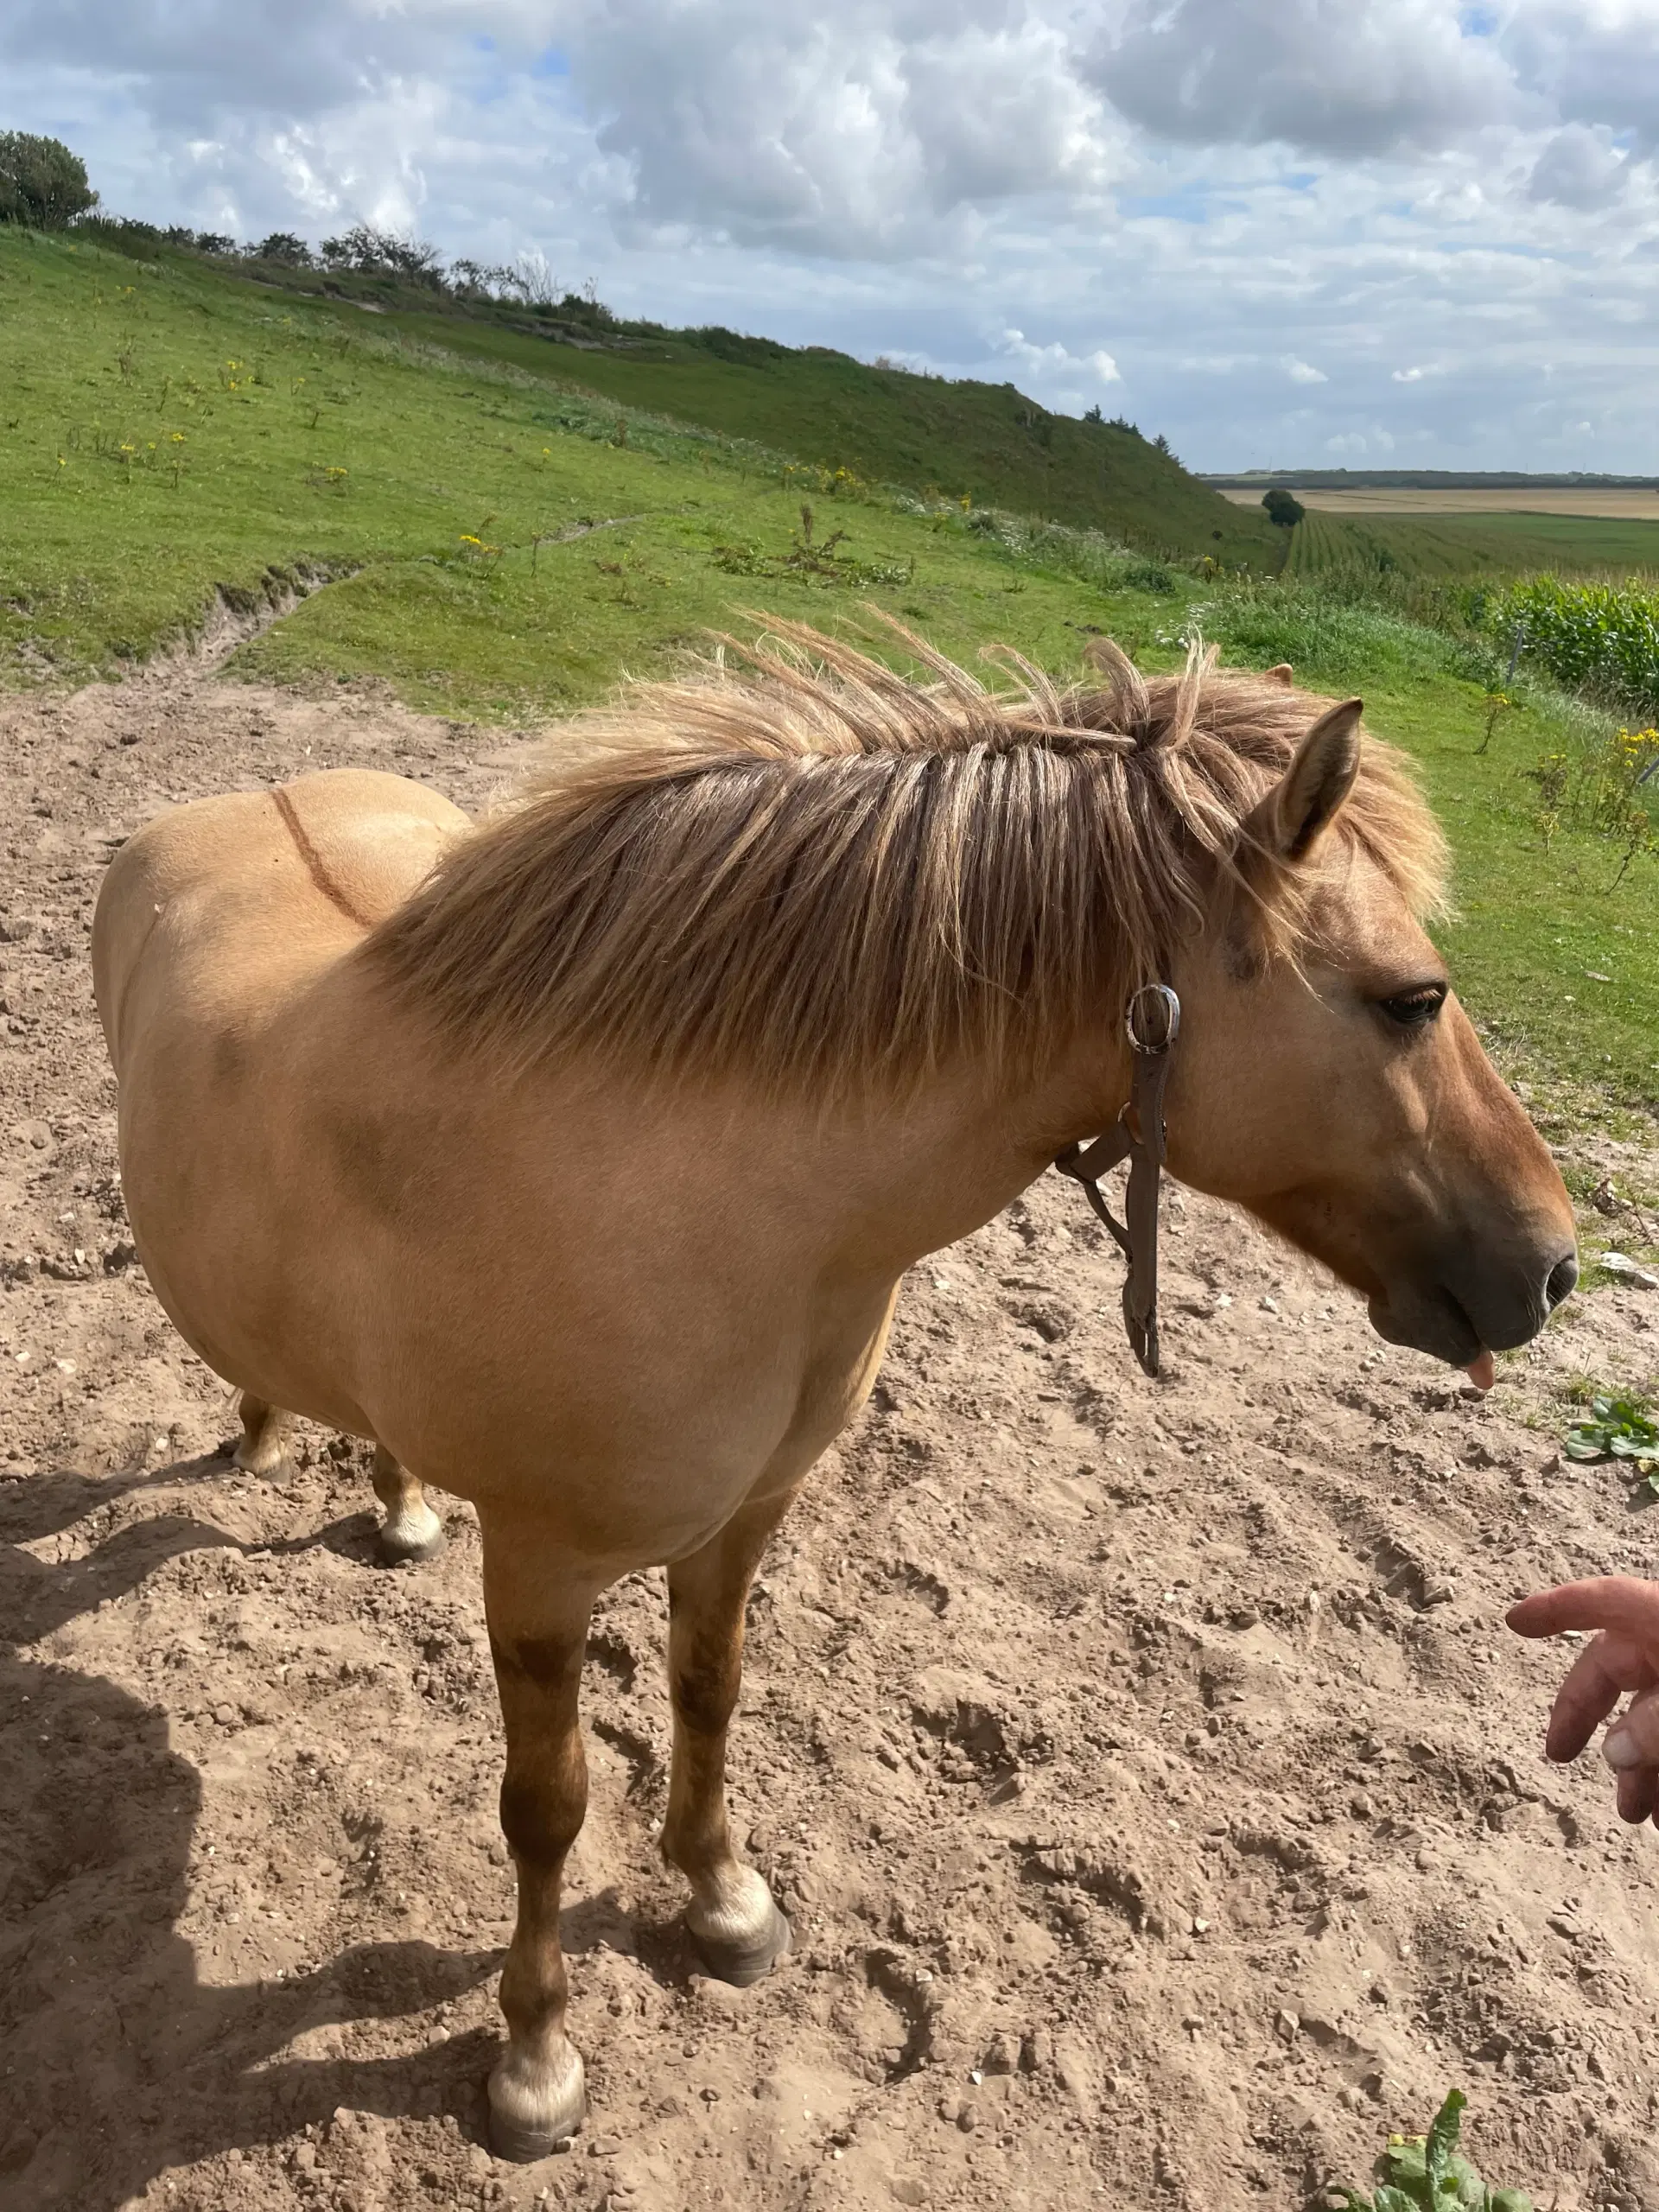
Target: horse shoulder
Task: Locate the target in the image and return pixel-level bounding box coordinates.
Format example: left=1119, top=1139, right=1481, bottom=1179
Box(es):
left=93, top=771, right=467, bottom=1060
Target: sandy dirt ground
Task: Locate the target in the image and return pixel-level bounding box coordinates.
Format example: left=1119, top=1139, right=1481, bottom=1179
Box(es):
left=3, top=635, right=1659, bottom=2212
left=1216, top=488, right=1659, bottom=520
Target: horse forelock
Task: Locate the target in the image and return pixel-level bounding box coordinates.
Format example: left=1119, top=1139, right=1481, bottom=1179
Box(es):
left=365, top=614, right=1448, bottom=1096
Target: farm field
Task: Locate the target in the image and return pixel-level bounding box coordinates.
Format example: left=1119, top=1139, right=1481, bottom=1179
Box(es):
left=1219, top=488, right=1659, bottom=519
left=2, top=221, right=1659, bottom=2212
left=1281, top=509, right=1659, bottom=582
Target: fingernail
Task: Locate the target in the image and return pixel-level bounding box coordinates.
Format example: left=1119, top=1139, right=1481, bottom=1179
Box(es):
left=1603, top=1726, right=1643, bottom=1770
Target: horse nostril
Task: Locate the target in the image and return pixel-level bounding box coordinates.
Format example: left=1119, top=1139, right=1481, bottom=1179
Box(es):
left=1544, top=1254, right=1579, bottom=1312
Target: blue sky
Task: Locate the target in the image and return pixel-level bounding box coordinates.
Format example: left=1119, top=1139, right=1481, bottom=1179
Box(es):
left=6, top=0, right=1659, bottom=471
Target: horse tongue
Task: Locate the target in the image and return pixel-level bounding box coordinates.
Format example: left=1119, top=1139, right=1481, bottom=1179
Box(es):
left=1465, top=1350, right=1496, bottom=1391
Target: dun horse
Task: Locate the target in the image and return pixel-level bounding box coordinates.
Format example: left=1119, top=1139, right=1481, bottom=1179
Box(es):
left=92, top=623, right=1576, bottom=2158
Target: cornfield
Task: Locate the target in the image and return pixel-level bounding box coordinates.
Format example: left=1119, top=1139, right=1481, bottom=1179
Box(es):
left=1498, top=575, right=1659, bottom=716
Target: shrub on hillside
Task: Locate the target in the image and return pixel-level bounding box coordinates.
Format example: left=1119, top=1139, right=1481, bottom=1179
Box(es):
left=254, top=232, right=313, bottom=266
left=0, top=132, right=98, bottom=229
left=319, top=224, right=445, bottom=286
left=1262, top=487, right=1306, bottom=528
left=71, top=213, right=162, bottom=252
left=694, top=326, right=789, bottom=365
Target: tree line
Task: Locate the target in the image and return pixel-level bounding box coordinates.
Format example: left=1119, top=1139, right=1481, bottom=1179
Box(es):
left=0, top=132, right=606, bottom=317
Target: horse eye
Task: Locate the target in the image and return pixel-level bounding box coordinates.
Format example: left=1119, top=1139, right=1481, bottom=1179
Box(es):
left=1376, top=983, right=1447, bottom=1028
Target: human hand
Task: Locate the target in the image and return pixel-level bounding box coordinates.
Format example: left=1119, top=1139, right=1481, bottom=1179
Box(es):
left=1507, top=1576, right=1659, bottom=1825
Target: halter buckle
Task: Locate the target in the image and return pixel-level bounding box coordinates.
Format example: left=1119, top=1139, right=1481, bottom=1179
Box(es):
left=1125, top=982, right=1180, bottom=1057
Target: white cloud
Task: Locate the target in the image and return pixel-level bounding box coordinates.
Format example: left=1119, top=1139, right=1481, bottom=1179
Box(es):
left=1284, top=357, right=1328, bottom=385
left=1001, top=328, right=1121, bottom=385
left=1090, top=0, right=1521, bottom=158
left=1528, top=123, right=1630, bottom=207
left=555, top=1, right=1123, bottom=255
left=1506, top=2, right=1659, bottom=152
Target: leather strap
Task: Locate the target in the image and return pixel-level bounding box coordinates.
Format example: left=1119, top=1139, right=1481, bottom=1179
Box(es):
left=1052, top=984, right=1180, bottom=1378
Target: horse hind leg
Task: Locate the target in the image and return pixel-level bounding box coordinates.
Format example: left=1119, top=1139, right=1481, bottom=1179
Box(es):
left=233, top=1391, right=296, bottom=1478
left=371, top=1444, right=445, bottom=1565
left=661, top=1486, right=796, bottom=1987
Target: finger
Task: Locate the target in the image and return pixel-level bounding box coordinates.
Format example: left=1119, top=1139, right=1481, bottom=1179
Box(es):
left=1616, top=1764, right=1659, bottom=1825
left=1543, top=1636, right=1656, bottom=1762
left=1508, top=1577, right=1659, bottom=1644
left=1603, top=1684, right=1659, bottom=1777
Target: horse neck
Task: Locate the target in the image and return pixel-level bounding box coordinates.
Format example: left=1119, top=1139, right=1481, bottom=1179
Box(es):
left=724, top=1033, right=1135, bottom=1281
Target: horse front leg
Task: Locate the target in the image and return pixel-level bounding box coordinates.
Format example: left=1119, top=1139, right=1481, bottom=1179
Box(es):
left=480, top=1510, right=595, bottom=2160
left=661, top=1484, right=798, bottom=1986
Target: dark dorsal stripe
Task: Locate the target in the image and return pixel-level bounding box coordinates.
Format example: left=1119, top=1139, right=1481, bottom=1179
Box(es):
left=271, top=785, right=373, bottom=931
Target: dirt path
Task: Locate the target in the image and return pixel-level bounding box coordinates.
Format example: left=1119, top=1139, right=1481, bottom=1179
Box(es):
left=3, top=651, right=1658, bottom=2212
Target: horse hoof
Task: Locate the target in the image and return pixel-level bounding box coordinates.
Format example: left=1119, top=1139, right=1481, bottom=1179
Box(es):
left=688, top=1897, right=791, bottom=1989
left=488, top=2112, right=581, bottom=2164
left=377, top=1517, right=445, bottom=1567
left=487, top=2048, right=586, bottom=2162
left=232, top=1446, right=292, bottom=1480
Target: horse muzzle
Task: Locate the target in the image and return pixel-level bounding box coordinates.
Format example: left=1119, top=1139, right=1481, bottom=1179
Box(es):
left=1369, top=1243, right=1579, bottom=1366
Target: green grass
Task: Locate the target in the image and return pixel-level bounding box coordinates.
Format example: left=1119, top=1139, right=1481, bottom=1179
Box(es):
left=1, top=223, right=1655, bottom=1116
left=57, top=225, right=1284, bottom=573
left=367, top=305, right=1281, bottom=569
left=1287, top=508, right=1659, bottom=583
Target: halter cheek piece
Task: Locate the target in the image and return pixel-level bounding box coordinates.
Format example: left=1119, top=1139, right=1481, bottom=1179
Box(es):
left=1052, top=982, right=1181, bottom=1379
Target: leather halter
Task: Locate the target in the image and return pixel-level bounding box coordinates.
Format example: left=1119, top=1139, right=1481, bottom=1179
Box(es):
left=1052, top=983, right=1181, bottom=1378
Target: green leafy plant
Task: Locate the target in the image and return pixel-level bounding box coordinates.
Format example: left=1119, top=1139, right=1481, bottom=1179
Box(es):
left=1326, top=2090, right=1533, bottom=2212
left=710, top=504, right=913, bottom=588
left=1564, top=1390, right=1659, bottom=1487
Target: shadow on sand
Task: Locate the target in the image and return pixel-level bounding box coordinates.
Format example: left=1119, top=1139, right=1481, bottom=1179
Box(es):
left=0, top=1452, right=683, bottom=2208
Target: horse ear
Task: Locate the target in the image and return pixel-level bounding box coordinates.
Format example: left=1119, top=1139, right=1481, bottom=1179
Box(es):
left=1264, top=663, right=1294, bottom=686
left=1251, top=698, right=1363, bottom=861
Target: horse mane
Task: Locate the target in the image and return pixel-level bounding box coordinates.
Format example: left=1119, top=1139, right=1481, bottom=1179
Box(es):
left=365, top=615, right=1447, bottom=1097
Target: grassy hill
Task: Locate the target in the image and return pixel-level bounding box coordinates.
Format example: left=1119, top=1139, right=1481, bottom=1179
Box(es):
left=67, top=223, right=1282, bottom=574
left=0, top=224, right=1198, bottom=712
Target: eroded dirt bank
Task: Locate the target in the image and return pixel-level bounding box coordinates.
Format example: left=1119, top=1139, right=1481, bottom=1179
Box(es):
left=2, top=658, right=1657, bottom=2212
